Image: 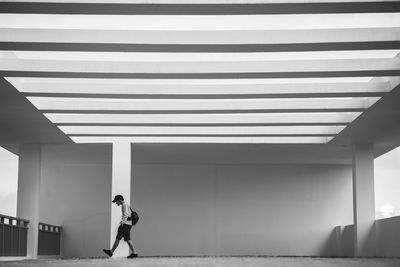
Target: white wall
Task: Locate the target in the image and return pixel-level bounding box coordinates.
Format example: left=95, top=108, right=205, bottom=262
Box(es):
left=37, top=143, right=354, bottom=257
left=39, top=144, right=112, bottom=258
left=132, top=163, right=353, bottom=256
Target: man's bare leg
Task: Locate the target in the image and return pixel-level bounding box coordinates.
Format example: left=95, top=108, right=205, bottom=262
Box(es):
left=126, top=240, right=136, bottom=254
left=111, top=238, right=120, bottom=254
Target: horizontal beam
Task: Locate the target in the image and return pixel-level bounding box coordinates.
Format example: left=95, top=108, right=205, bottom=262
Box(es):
left=2, top=58, right=400, bottom=73
left=27, top=97, right=380, bottom=111
left=38, top=109, right=368, bottom=114
left=44, top=112, right=362, bottom=124
left=4, top=70, right=400, bottom=79
left=6, top=76, right=376, bottom=85
left=20, top=93, right=387, bottom=99
left=4, top=50, right=399, bottom=61
left=55, top=123, right=350, bottom=127
left=6, top=77, right=398, bottom=96
left=2, top=41, right=400, bottom=53
left=1, top=28, right=400, bottom=45
left=69, top=134, right=336, bottom=137
left=1, top=2, right=399, bottom=15
left=69, top=136, right=334, bottom=144
left=59, top=125, right=346, bottom=135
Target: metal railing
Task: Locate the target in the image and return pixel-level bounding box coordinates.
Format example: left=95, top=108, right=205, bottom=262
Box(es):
left=0, top=214, right=29, bottom=257
left=38, top=222, right=61, bottom=256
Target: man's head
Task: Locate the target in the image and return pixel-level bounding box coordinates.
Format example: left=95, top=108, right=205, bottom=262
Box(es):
left=112, top=195, right=124, bottom=206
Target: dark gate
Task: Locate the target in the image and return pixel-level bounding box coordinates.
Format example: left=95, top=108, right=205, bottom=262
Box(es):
left=38, top=222, right=61, bottom=256
left=0, top=214, right=29, bottom=256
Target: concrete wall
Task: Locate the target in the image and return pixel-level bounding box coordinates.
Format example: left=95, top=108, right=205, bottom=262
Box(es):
left=375, top=216, right=400, bottom=257
left=39, top=144, right=112, bottom=258
left=36, top=143, right=355, bottom=257
left=338, top=217, right=400, bottom=257
left=132, top=163, right=353, bottom=256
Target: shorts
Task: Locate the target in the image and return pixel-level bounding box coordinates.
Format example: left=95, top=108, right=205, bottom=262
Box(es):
left=116, top=224, right=132, bottom=241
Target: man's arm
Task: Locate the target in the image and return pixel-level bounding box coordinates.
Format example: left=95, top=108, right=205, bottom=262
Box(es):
left=121, top=202, right=130, bottom=224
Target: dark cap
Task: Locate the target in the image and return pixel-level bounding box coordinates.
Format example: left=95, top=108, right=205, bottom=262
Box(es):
left=112, top=195, right=124, bottom=203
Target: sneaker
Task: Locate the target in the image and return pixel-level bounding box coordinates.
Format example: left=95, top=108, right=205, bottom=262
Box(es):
left=102, top=249, right=113, bottom=257
left=127, top=253, right=138, bottom=258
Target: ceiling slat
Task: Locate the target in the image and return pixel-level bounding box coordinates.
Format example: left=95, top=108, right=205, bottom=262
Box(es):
left=1, top=1, right=400, bottom=15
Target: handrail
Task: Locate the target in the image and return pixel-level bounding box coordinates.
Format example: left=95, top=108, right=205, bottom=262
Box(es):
left=0, top=213, right=29, bottom=228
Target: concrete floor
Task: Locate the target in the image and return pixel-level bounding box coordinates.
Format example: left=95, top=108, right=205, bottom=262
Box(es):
left=1, top=257, right=400, bottom=267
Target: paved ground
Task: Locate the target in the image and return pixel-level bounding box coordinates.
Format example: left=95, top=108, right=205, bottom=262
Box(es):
left=1, top=257, right=400, bottom=267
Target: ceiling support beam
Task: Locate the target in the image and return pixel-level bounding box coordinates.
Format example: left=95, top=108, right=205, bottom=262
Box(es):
left=1, top=2, right=400, bottom=15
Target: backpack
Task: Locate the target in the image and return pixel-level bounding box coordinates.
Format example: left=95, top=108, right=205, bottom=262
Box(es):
left=127, top=208, right=139, bottom=225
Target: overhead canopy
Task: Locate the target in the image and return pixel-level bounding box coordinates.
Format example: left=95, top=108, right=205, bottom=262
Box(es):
left=1, top=0, right=400, bottom=145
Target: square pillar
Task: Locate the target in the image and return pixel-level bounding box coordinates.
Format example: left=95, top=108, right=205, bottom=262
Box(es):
left=110, top=142, right=131, bottom=257
left=352, top=143, right=376, bottom=257
left=17, top=144, right=41, bottom=259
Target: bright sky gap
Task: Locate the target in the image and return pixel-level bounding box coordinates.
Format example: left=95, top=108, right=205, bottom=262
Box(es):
left=2, top=50, right=399, bottom=61
left=2, top=13, right=400, bottom=30
left=26, top=97, right=380, bottom=111
left=43, top=112, right=362, bottom=124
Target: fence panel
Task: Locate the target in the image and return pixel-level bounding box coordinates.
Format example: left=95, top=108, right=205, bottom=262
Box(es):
left=38, top=223, right=61, bottom=256
left=0, top=214, right=29, bottom=257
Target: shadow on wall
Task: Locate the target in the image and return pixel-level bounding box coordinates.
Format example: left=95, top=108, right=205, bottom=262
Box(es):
left=319, top=224, right=355, bottom=257
left=320, top=226, right=341, bottom=257
left=375, top=216, right=400, bottom=257
left=60, top=211, right=110, bottom=258
left=339, top=225, right=354, bottom=257
left=336, top=218, right=400, bottom=258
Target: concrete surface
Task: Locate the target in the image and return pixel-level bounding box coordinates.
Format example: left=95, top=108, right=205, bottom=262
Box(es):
left=132, top=163, right=352, bottom=257
left=1, top=257, right=400, bottom=267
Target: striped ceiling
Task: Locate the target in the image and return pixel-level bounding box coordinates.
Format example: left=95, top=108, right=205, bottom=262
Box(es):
left=2, top=0, right=400, bottom=144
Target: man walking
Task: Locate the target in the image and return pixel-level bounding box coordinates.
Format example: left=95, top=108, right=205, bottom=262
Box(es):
left=103, top=195, right=138, bottom=258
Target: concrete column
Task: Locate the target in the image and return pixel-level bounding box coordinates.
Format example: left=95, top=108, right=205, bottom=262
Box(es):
left=352, top=143, right=376, bottom=257
left=17, top=144, right=41, bottom=259
left=110, top=142, right=131, bottom=257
